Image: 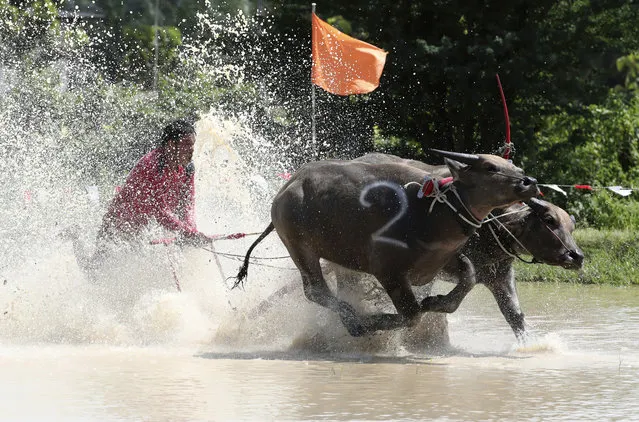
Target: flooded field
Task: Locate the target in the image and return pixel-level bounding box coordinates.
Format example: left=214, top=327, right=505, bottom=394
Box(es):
left=2, top=275, right=638, bottom=421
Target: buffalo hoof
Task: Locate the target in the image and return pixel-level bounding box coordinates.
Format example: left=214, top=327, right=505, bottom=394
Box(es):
left=344, top=321, right=367, bottom=337
left=337, top=301, right=367, bottom=337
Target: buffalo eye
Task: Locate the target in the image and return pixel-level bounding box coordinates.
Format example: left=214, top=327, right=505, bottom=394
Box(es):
left=484, top=163, right=499, bottom=173
left=543, top=215, right=556, bottom=226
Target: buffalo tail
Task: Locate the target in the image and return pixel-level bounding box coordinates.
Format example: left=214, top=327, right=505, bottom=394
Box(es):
left=232, top=222, right=275, bottom=289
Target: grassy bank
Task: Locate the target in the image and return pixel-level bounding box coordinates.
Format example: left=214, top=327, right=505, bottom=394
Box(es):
left=515, top=229, right=639, bottom=285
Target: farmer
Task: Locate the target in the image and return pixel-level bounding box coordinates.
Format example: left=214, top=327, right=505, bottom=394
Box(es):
left=97, top=119, right=212, bottom=246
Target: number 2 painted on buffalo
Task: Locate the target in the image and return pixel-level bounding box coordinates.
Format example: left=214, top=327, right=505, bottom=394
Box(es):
left=359, top=181, right=409, bottom=249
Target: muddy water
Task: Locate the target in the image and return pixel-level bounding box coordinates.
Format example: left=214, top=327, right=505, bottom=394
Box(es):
left=2, top=282, right=638, bottom=421
left=1, top=115, right=637, bottom=421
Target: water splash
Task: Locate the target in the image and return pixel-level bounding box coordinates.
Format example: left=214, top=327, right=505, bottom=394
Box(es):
left=0, top=6, right=452, bottom=356
left=513, top=332, right=565, bottom=354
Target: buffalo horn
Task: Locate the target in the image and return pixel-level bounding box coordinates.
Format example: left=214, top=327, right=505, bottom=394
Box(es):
left=526, top=197, right=546, bottom=213
left=429, top=149, right=480, bottom=164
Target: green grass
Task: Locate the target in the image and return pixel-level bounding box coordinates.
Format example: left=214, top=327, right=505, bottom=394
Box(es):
left=515, top=229, right=639, bottom=285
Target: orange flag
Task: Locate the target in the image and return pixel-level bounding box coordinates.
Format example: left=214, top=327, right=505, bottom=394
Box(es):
left=311, top=13, right=387, bottom=96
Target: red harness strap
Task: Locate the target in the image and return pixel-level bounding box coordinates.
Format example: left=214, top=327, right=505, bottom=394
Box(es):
left=417, top=176, right=454, bottom=198
left=496, top=74, right=511, bottom=160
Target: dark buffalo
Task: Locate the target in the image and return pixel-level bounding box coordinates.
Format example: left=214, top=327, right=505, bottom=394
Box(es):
left=444, top=199, right=583, bottom=340
left=234, top=150, right=539, bottom=337
left=355, top=152, right=584, bottom=340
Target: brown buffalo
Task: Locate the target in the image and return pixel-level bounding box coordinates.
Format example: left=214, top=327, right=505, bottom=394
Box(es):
left=234, top=150, right=539, bottom=336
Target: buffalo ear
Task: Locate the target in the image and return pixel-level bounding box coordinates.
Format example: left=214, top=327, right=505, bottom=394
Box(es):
left=444, top=158, right=469, bottom=180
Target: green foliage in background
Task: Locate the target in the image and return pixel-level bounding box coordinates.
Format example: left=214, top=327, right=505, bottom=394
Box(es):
left=261, top=1, right=639, bottom=229
left=529, top=93, right=639, bottom=186
left=5, top=0, right=639, bottom=228
left=528, top=91, right=639, bottom=229
left=121, top=25, right=182, bottom=88
left=0, top=0, right=60, bottom=62
left=515, top=229, right=639, bottom=285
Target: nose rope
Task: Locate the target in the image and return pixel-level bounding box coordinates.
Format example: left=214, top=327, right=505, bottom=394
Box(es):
left=507, top=206, right=574, bottom=253
left=541, top=219, right=573, bottom=253
left=487, top=222, right=526, bottom=261
left=482, top=207, right=528, bottom=223
left=407, top=178, right=483, bottom=229
left=486, top=210, right=535, bottom=257
left=409, top=172, right=535, bottom=232
left=449, top=187, right=484, bottom=227
left=486, top=214, right=535, bottom=264
left=487, top=206, right=577, bottom=264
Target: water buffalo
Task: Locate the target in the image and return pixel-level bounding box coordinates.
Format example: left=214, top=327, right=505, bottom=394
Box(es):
left=354, top=152, right=584, bottom=340
left=447, top=199, right=583, bottom=340
left=234, top=150, right=539, bottom=337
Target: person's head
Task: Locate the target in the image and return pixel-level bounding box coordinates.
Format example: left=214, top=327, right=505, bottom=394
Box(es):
left=160, top=119, right=196, bottom=167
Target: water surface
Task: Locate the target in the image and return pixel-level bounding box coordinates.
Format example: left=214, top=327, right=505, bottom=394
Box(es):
left=2, top=282, right=638, bottom=421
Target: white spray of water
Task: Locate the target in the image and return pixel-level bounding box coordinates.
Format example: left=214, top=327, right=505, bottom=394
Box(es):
left=0, top=108, right=451, bottom=356
left=0, top=7, right=474, bottom=358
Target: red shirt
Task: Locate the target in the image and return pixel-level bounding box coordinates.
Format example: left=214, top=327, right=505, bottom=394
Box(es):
left=101, top=148, right=197, bottom=237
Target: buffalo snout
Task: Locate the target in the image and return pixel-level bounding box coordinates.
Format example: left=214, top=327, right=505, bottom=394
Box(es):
left=515, top=175, right=539, bottom=198
left=559, top=248, right=584, bottom=269
left=567, top=249, right=585, bottom=269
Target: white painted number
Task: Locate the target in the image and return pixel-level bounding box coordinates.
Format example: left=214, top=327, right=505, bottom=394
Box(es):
left=359, top=181, right=409, bottom=249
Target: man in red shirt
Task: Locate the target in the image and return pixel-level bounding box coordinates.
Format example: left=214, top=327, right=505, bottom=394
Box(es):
left=98, top=119, right=211, bottom=246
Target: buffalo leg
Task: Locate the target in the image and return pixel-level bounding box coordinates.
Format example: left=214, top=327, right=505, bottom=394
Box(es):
left=379, top=275, right=421, bottom=315
left=481, top=263, right=528, bottom=340
left=327, top=271, right=422, bottom=335
left=421, top=254, right=477, bottom=313
left=286, top=244, right=368, bottom=336
left=352, top=275, right=422, bottom=332
left=287, top=245, right=422, bottom=336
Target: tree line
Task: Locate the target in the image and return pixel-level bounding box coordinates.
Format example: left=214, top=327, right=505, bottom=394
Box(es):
left=3, top=0, right=639, bottom=227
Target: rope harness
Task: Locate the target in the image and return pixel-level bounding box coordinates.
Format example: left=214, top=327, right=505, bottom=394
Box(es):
left=484, top=205, right=575, bottom=265
left=537, top=214, right=575, bottom=255
left=409, top=175, right=483, bottom=231
left=485, top=209, right=536, bottom=264
left=411, top=175, right=571, bottom=266
left=200, top=247, right=296, bottom=271
left=161, top=170, right=568, bottom=292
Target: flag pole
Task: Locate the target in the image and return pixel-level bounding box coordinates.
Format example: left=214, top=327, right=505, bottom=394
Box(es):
left=311, top=3, right=317, bottom=160
left=152, top=0, right=159, bottom=91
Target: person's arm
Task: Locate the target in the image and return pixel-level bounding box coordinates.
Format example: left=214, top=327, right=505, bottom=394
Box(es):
left=181, top=172, right=197, bottom=232
left=153, top=170, right=207, bottom=244
left=154, top=201, right=198, bottom=235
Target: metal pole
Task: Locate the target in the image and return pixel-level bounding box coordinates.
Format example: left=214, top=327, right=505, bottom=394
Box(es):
left=153, top=0, right=159, bottom=91
left=311, top=3, right=317, bottom=160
